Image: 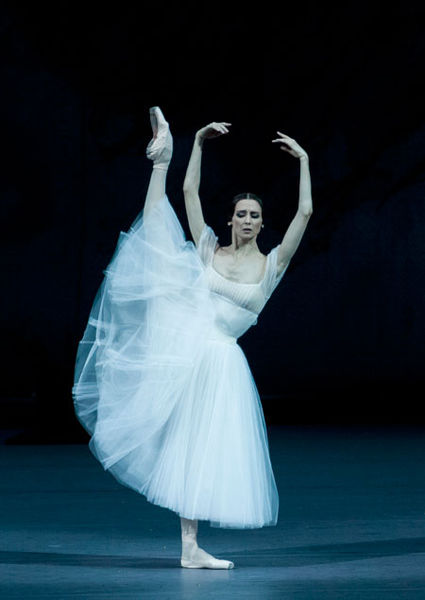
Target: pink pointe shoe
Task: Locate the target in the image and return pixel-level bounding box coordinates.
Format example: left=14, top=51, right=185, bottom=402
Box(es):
left=146, top=106, right=173, bottom=170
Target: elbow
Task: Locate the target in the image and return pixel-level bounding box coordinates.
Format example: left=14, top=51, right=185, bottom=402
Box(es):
left=183, top=177, right=195, bottom=192
left=183, top=179, right=196, bottom=194
left=299, top=208, right=313, bottom=218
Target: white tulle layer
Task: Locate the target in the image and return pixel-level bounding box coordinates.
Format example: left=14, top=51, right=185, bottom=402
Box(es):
left=72, top=195, right=278, bottom=529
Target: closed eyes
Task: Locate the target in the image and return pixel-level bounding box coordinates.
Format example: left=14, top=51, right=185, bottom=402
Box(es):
left=236, top=212, right=260, bottom=218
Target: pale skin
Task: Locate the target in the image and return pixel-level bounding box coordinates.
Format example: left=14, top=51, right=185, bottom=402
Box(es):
left=145, top=108, right=313, bottom=569
left=183, top=122, right=313, bottom=282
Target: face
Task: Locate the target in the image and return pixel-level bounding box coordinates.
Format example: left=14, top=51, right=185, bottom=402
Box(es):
left=230, top=199, right=263, bottom=239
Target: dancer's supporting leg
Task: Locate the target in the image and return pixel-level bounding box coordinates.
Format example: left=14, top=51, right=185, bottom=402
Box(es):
left=180, top=517, right=234, bottom=569
left=145, top=108, right=234, bottom=571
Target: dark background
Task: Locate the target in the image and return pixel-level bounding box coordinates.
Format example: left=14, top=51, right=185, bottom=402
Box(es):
left=1, top=1, right=424, bottom=442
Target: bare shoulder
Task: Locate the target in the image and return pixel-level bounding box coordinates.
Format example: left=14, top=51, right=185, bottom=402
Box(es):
left=258, top=251, right=268, bottom=274
left=215, top=244, right=229, bottom=256
left=254, top=250, right=267, bottom=269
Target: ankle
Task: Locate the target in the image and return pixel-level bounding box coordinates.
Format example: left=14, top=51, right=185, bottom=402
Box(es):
left=181, top=536, right=197, bottom=546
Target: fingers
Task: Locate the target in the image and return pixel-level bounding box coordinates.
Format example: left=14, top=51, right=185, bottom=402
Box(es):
left=217, top=124, right=229, bottom=134
left=272, top=131, right=292, bottom=142
left=212, top=122, right=231, bottom=134
left=271, top=131, right=297, bottom=153
left=271, top=131, right=300, bottom=156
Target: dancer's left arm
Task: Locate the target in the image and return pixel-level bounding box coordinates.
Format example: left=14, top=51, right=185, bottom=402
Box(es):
left=271, top=132, right=313, bottom=276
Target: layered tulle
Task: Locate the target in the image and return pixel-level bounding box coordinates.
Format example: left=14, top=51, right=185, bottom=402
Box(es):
left=72, top=194, right=279, bottom=528
left=145, top=338, right=278, bottom=528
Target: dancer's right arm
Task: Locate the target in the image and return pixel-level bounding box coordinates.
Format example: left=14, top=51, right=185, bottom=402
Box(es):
left=183, top=122, right=231, bottom=246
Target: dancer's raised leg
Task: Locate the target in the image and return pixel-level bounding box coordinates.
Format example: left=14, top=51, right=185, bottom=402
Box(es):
left=144, top=106, right=173, bottom=216
left=180, top=517, right=234, bottom=569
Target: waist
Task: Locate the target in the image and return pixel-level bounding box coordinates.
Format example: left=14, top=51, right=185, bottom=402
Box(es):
left=206, top=328, right=237, bottom=345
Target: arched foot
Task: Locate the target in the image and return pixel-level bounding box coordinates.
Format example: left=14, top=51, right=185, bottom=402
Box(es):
left=146, top=106, right=173, bottom=168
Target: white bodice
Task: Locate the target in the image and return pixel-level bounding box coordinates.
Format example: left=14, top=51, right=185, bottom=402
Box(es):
left=198, top=225, right=289, bottom=341
left=206, top=263, right=271, bottom=314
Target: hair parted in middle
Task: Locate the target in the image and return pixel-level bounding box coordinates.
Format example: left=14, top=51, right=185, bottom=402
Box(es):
left=231, top=192, right=263, bottom=211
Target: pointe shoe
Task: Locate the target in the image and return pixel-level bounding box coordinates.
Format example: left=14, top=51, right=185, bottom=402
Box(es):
left=181, top=542, right=234, bottom=570
left=146, top=106, right=173, bottom=170
left=181, top=557, right=235, bottom=569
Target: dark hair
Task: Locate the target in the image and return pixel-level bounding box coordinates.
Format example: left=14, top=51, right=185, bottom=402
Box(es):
left=231, top=192, right=263, bottom=212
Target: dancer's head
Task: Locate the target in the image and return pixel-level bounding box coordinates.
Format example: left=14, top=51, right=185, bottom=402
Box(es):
left=228, top=193, right=263, bottom=239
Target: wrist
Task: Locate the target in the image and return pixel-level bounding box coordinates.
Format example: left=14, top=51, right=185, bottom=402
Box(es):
left=195, top=132, right=205, bottom=148
left=299, top=154, right=309, bottom=162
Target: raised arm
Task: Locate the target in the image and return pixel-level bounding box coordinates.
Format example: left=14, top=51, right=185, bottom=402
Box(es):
left=271, top=132, right=313, bottom=275
left=183, top=122, right=231, bottom=245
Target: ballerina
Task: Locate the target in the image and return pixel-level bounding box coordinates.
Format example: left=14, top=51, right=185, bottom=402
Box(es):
left=72, top=107, right=312, bottom=570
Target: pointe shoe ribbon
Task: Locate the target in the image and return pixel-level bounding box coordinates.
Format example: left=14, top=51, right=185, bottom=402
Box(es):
left=146, top=106, right=173, bottom=170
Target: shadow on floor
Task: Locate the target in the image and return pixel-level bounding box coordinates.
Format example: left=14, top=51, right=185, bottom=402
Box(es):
left=1, top=537, right=424, bottom=570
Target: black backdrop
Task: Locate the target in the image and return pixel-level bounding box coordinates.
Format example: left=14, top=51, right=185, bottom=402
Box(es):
left=2, top=2, right=425, bottom=442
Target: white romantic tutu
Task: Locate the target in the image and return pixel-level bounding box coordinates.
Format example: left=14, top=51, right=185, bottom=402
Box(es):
left=72, top=194, right=287, bottom=528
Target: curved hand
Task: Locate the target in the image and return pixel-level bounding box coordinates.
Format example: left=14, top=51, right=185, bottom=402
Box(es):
left=271, top=131, right=308, bottom=159
left=182, top=121, right=230, bottom=247
left=273, top=131, right=312, bottom=276
left=197, top=122, right=232, bottom=140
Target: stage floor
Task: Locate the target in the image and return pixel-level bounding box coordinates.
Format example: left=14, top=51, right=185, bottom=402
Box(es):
left=1, top=425, right=425, bottom=599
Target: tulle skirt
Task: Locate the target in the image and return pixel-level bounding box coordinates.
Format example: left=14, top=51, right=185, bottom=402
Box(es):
left=72, top=195, right=279, bottom=528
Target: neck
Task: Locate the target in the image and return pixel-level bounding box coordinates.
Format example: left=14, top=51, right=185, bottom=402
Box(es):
left=231, top=231, right=259, bottom=255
